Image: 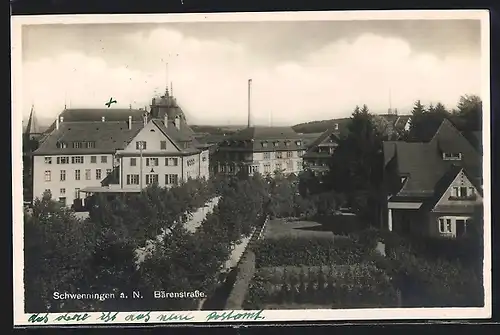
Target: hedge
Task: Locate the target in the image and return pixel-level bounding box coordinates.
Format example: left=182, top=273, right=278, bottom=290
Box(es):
left=254, top=236, right=366, bottom=268
left=243, top=263, right=399, bottom=309
left=225, top=251, right=256, bottom=309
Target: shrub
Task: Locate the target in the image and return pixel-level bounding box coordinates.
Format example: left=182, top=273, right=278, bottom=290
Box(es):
left=254, top=237, right=365, bottom=268
left=244, top=263, right=399, bottom=309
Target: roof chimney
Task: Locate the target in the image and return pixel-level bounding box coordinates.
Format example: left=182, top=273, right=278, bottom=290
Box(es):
left=59, top=116, right=64, bottom=123
left=164, top=114, right=168, bottom=127
left=56, top=116, right=60, bottom=130
left=101, top=116, right=105, bottom=122
left=128, top=115, right=132, bottom=130
left=247, top=79, right=252, bottom=128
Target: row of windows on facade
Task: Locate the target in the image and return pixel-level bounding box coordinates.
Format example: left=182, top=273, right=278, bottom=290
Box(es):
left=126, top=174, right=179, bottom=185
left=45, top=156, right=109, bottom=164
left=221, top=150, right=305, bottom=161
left=135, top=140, right=191, bottom=150
left=221, top=140, right=303, bottom=148
left=44, top=168, right=112, bottom=182
left=56, top=141, right=96, bottom=149
left=45, top=188, right=82, bottom=199
left=130, top=156, right=204, bottom=167
left=218, top=161, right=301, bottom=173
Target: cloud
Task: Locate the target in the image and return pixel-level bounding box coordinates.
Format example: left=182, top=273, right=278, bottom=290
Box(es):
left=22, top=28, right=481, bottom=126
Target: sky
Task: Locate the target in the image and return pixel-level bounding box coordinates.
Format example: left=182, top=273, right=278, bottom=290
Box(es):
left=21, top=17, right=483, bottom=126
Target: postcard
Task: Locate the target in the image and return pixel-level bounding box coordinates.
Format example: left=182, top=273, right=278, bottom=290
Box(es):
left=12, top=10, right=491, bottom=327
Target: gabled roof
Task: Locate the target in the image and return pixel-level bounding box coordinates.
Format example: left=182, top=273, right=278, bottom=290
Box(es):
left=218, top=126, right=306, bottom=152
left=45, top=108, right=146, bottom=133
left=384, top=119, right=483, bottom=203
left=420, top=165, right=483, bottom=212
left=393, top=115, right=411, bottom=130
left=303, top=127, right=340, bottom=158
left=151, top=119, right=202, bottom=154
left=33, top=121, right=144, bottom=155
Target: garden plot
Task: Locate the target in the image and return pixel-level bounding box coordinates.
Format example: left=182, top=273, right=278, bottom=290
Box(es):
left=263, top=219, right=336, bottom=240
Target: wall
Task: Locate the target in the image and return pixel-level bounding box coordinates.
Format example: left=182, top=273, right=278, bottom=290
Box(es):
left=33, top=153, right=114, bottom=206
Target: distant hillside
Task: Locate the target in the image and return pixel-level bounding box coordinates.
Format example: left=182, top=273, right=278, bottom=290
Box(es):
left=191, top=125, right=244, bottom=136
left=292, top=118, right=351, bottom=134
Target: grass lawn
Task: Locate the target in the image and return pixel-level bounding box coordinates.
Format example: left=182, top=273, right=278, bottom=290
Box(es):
left=264, top=219, right=335, bottom=240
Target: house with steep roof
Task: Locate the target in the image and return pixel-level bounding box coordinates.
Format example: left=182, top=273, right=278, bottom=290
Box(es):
left=32, top=88, right=210, bottom=208
left=212, top=126, right=306, bottom=176
left=383, top=119, right=483, bottom=238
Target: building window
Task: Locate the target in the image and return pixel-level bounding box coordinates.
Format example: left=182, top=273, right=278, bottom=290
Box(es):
left=273, top=141, right=279, bottom=147
left=60, top=188, right=65, bottom=195
left=75, top=170, right=81, bottom=180
left=127, top=174, right=140, bottom=185
left=75, top=188, right=80, bottom=199
left=130, top=158, right=137, bottom=166
left=146, top=158, right=159, bottom=166
left=263, top=152, right=271, bottom=160
left=186, top=158, right=195, bottom=167
left=438, top=218, right=453, bottom=233
left=287, top=161, right=293, bottom=170
left=251, top=165, right=259, bottom=173
left=90, top=156, right=97, bottom=163
left=59, top=197, right=66, bottom=206
left=136, top=141, right=147, bottom=150
left=101, top=156, right=108, bottom=163
left=106, top=169, right=112, bottom=175
left=146, top=174, right=158, bottom=185
left=297, top=150, right=305, bottom=157
left=60, top=170, right=66, bottom=181
left=57, top=156, right=70, bottom=164
left=261, top=142, right=268, bottom=148
left=85, top=169, right=91, bottom=180
left=165, top=157, right=179, bottom=166
left=202, top=156, right=207, bottom=162
left=73, top=142, right=83, bottom=149
left=44, top=157, right=52, bottom=164
left=56, top=142, right=68, bottom=149
left=276, top=163, right=282, bottom=171
left=264, top=163, right=271, bottom=173
left=44, top=170, right=51, bottom=182
left=296, top=140, right=302, bottom=146
left=166, top=174, right=179, bottom=185
left=297, top=161, right=302, bottom=171
left=96, top=169, right=102, bottom=180
left=71, top=156, right=84, bottom=164
left=451, top=186, right=476, bottom=199
left=443, top=152, right=462, bottom=160
left=286, top=151, right=294, bottom=158
left=86, top=141, right=96, bottom=149
left=160, top=141, right=167, bottom=150
left=334, top=123, right=339, bottom=130
left=276, top=151, right=283, bottom=159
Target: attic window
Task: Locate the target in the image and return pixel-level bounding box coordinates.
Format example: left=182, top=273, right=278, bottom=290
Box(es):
left=296, top=140, right=302, bottom=146
left=56, top=141, right=68, bottom=149
left=273, top=142, right=279, bottom=147
left=443, top=152, right=462, bottom=161
left=262, top=141, right=268, bottom=148
left=284, top=141, right=290, bottom=147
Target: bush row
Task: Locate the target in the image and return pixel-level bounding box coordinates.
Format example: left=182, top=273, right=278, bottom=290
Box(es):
left=243, top=263, right=399, bottom=309
left=254, top=236, right=366, bottom=268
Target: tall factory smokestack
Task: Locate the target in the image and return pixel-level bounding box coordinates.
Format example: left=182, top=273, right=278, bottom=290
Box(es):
left=247, top=79, right=252, bottom=128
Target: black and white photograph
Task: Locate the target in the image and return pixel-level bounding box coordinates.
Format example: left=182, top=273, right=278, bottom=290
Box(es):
left=12, top=10, right=491, bottom=326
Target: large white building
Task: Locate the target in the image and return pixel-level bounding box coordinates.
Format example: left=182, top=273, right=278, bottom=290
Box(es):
left=31, top=89, right=210, bottom=207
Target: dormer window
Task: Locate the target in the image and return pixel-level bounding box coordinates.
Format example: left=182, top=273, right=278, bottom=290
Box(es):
left=284, top=141, right=290, bottom=147
left=262, top=141, right=268, bottom=148
left=56, top=141, right=68, bottom=149
left=443, top=152, right=462, bottom=161
left=296, top=140, right=302, bottom=146
left=273, top=141, right=279, bottom=147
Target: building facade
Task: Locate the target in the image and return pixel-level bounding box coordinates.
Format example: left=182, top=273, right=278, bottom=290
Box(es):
left=382, top=119, right=483, bottom=239
left=212, top=126, right=306, bottom=176
left=31, top=88, right=209, bottom=207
